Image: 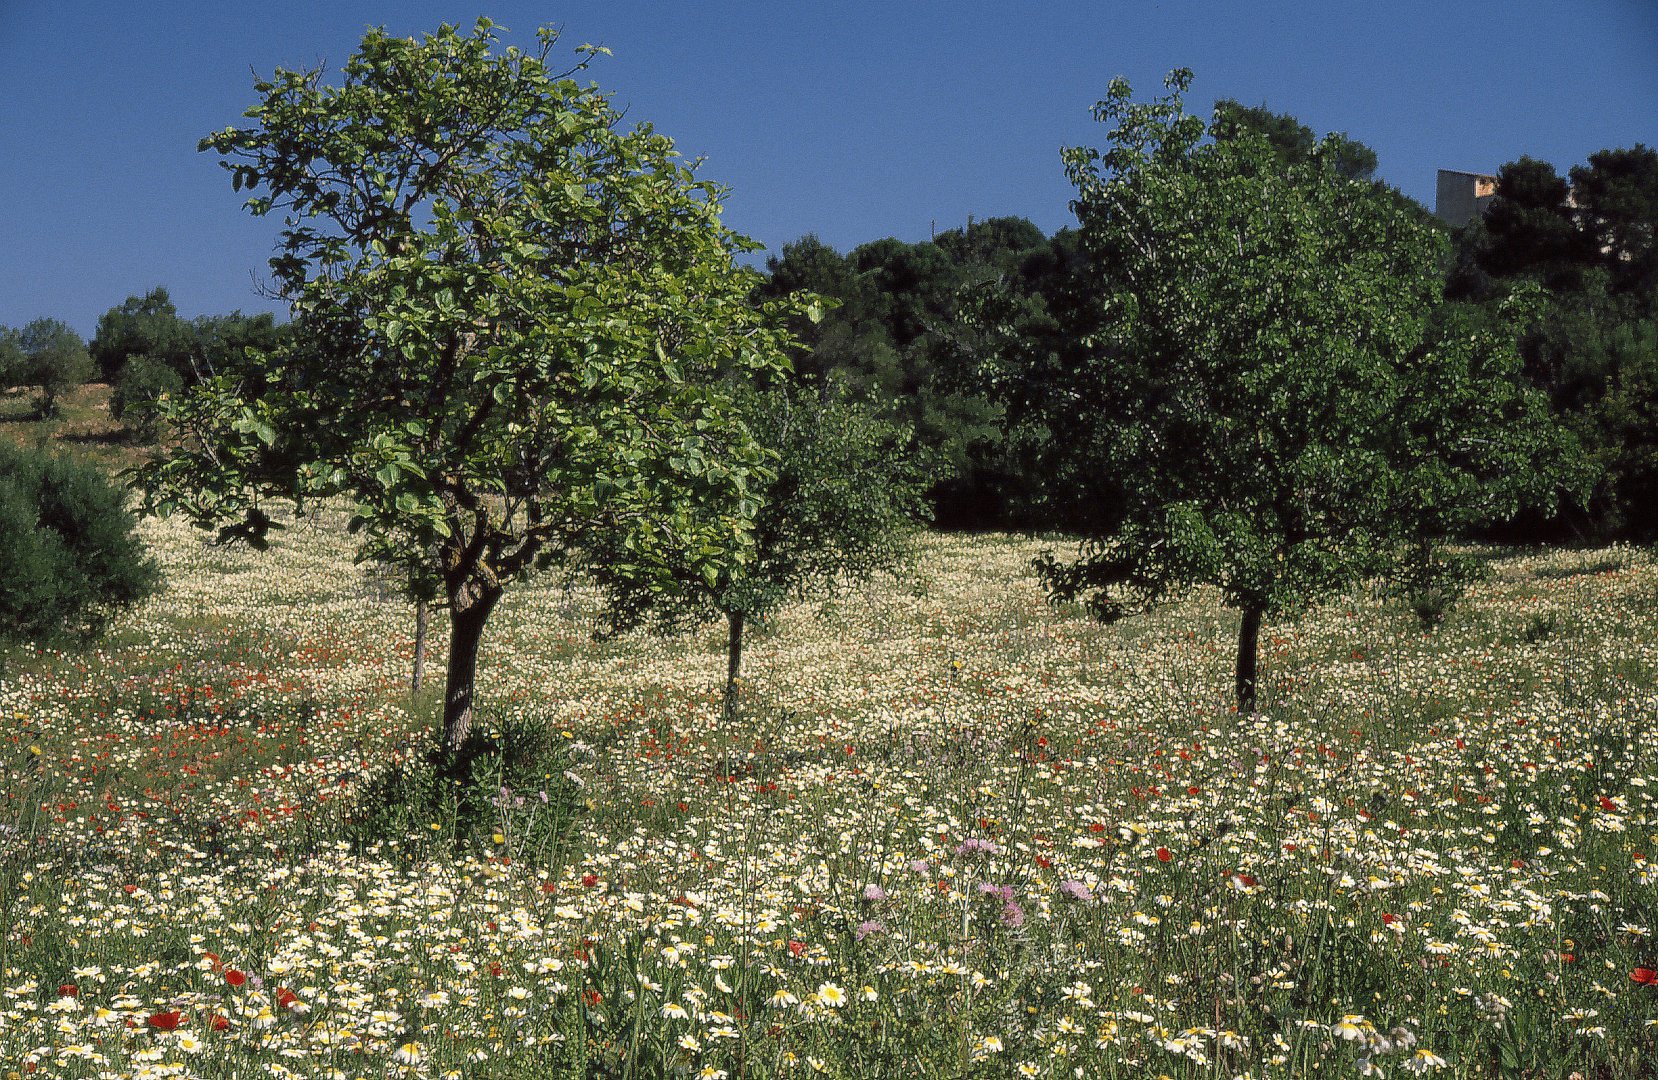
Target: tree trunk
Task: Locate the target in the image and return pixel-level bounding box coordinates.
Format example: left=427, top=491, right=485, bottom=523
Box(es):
left=722, top=610, right=745, bottom=721
left=411, top=598, right=429, bottom=694
left=1235, top=604, right=1265, bottom=715
left=440, top=585, right=501, bottom=751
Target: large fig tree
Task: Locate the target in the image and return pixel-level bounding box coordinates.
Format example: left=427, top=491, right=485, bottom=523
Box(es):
left=972, top=71, right=1581, bottom=714
left=138, top=20, right=799, bottom=749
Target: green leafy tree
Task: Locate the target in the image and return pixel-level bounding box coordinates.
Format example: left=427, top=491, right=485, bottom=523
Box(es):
left=1448, top=158, right=1595, bottom=300
left=973, top=71, right=1578, bottom=713
left=110, top=355, right=185, bottom=442
left=757, top=218, right=1049, bottom=526
left=90, top=288, right=195, bottom=383
left=1570, top=144, right=1658, bottom=298
left=1212, top=98, right=1378, bottom=181
left=584, top=383, right=934, bottom=717
left=0, top=443, right=157, bottom=646
left=138, top=20, right=799, bottom=751
left=14, top=318, right=94, bottom=417
left=1445, top=146, right=1658, bottom=540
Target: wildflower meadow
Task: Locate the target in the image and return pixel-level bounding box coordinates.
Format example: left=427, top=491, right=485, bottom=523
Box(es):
left=3, top=509, right=1656, bottom=1078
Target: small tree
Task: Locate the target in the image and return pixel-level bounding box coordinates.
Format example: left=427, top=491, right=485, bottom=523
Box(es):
left=14, top=319, right=93, bottom=418
left=973, top=71, right=1579, bottom=714
left=0, top=444, right=157, bottom=645
left=110, top=355, right=184, bottom=442
left=138, top=20, right=800, bottom=751
left=585, top=383, right=935, bottom=717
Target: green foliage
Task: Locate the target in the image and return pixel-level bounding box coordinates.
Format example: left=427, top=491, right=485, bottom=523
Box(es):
left=757, top=219, right=1050, bottom=526
left=89, top=287, right=194, bottom=383
left=9, top=318, right=93, bottom=418
left=109, top=354, right=184, bottom=442
left=1447, top=145, right=1658, bottom=541
left=0, top=443, right=157, bottom=646
left=342, top=712, right=581, bottom=863
left=1212, top=98, right=1379, bottom=182
left=138, top=19, right=801, bottom=750
left=0, top=327, right=25, bottom=389
left=970, top=70, right=1577, bottom=703
left=584, top=381, right=935, bottom=638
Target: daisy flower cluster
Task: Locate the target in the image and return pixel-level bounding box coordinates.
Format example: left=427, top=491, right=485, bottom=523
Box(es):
left=2, top=515, right=1656, bottom=1077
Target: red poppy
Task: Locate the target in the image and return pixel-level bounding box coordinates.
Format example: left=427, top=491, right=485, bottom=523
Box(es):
left=1381, top=913, right=1399, bottom=926
left=788, top=940, right=806, bottom=957
left=224, top=969, right=247, bottom=988
left=275, top=987, right=298, bottom=1009
left=1600, top=796, right=1619, bottom=813
left=1155, top=847, right=1172, bottom=863
left=1631, top=967, right=1657, bottom=985
left=211, top=1015, right=231, bottom=1031
left=580, top=873, right=599, bottom=888
left=147, top=1011, right=183, bottom=1031
left=57, top=984, right=77, bottom=998
left=583, top=988, right=602, bottom=1006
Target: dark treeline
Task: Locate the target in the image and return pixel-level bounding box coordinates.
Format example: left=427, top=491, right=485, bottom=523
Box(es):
left=16, top=102, right=1657, bottom=548
left=759, top=102, right=1658, bottom=543
left=1445, top=150, right=1658, bottom=542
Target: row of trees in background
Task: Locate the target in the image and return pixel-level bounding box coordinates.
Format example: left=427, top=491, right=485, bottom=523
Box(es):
left=759, top=116, right=1658, bottom=548
left=1445, top=148, right=1658, bottom=541
left=0, top=290, right=283, bottom=438
left=0, top=320, right=93, bottom=417
left=21, top=21, right=1650, bottom=724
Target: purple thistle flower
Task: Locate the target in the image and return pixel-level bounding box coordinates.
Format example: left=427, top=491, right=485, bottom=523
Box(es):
left=855, top=920, right=885, bottom=941
left=956, top=838, right=999, bottom=858
left=908, top=859, right=930, bottom=874
left=1000, top=901, right=1026, bottom=928
left=862, top=883, right=888, bottom=902
left=1058, top=879, right=1094, bottom=902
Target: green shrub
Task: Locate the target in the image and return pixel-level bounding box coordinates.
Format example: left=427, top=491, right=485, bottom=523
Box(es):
left=0, top=444, right=157, bottom=645
left=344, top=711, right=582, bottom=864
left=110, top=354, right=184, bottom=442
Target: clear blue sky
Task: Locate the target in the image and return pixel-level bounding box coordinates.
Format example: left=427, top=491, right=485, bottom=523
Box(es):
left=2, top=0, right=1655, bottom=339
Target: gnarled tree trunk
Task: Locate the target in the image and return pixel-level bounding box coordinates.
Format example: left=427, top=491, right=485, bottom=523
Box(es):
left=441, top=583, right=501, bottom=751
left=1235, top=604, right=1265, bottom=715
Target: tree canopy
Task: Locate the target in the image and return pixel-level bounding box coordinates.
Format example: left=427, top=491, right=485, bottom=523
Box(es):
left=756, top=218, right=1050, bottom=526
left=1446, top=144, right=1658, bottom=541
left=972, top=70, right=1577, bottom=713
left=139, top=19, right=802, bottom=750
left=8, top=318, right=94, bottom=417
left=583, top=382, right=935, bottom=715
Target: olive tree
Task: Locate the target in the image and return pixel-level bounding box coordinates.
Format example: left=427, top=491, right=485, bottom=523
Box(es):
left=138, top=21, right=800, bottom=750
left=11, top=319, right=93, bottom=418
left=973, top=71, right=1579, bottom=713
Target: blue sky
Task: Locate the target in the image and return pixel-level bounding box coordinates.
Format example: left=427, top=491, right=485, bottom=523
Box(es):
left=2, top=0, right=1655, bottom=338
